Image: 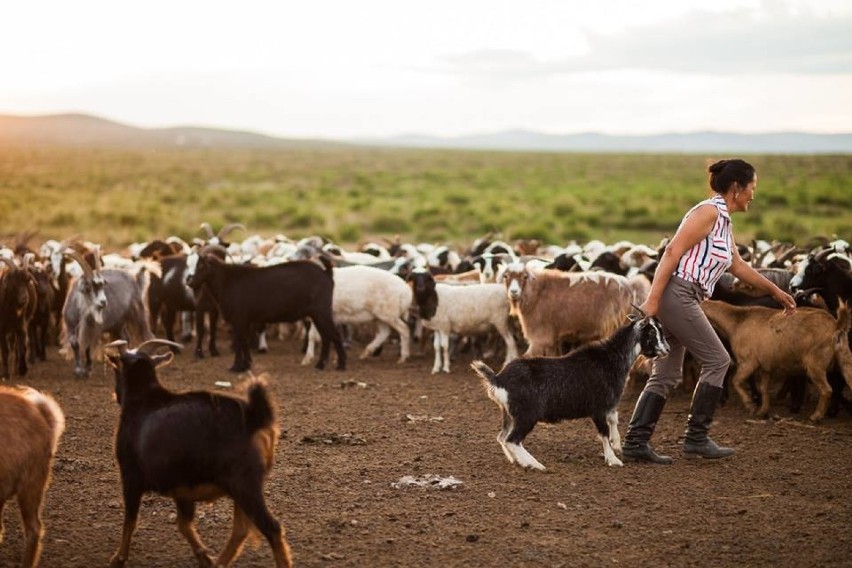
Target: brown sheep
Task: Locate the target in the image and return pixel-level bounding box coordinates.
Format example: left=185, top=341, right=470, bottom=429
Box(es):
left=701, top=300, right=852, bottom=422
left=0, top=386, right=65, bottom=568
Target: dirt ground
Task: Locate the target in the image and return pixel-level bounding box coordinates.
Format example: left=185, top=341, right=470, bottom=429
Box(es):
left=1, top=331, right=851, bottom=568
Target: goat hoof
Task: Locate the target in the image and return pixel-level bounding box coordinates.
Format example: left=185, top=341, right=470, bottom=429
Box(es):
left=194, top=351, right=205, bottom=360
left=228, top=364, right=250, bottom=373
left=196, top=551, right=214, bottom=568
left=109, top=555, right=127, bottom=568
left=210, top=349, right=220, bottom=357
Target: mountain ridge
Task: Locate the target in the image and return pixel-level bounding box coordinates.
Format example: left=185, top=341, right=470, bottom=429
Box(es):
left=1, top=113, right=850, bottom=154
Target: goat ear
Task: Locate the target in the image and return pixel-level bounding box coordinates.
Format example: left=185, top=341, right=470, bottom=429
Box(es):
left=151, top=351, right=175, bottom=368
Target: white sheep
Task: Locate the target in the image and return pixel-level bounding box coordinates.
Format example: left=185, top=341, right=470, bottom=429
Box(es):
left=302, top=265, right=413, bottom=365
left=408, top=270, right=518, bottom=374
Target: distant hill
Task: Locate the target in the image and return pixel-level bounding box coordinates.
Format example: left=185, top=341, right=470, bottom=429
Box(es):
left=1, top=113, right=850, bottom=154
left=363, top=129, right=852, bottom=154
left=0, top=113, right=345, bottom=149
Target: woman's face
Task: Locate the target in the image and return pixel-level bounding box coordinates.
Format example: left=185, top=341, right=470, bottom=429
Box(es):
left=734, top=175, right=757, bottom=212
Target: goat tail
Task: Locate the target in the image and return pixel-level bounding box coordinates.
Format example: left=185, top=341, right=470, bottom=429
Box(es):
left=21, top=388, right=66, bottom=453
left=470, top=359, right=496, bottom=382
left=470, top=359, right=499, bottom=389
left=245, top=374, right=277, bottom=435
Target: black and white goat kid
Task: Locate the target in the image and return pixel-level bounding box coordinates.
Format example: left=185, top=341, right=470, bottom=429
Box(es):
left=470, top=314, right=670, bottom=471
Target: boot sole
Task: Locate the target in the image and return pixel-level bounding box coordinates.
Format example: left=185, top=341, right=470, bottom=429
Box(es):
left=683, top=451, right=735, bottom=459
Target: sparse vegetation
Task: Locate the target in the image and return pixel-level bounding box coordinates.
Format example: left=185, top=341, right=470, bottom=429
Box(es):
left=0, top=145, right=849, bottom=249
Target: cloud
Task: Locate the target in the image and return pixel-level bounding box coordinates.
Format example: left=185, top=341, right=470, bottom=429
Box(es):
left=438, top=6, right=852, bottom=81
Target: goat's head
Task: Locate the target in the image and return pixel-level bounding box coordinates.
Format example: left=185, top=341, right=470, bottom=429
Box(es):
left=630, top=314, right=670, bottom=360
left=65, top=248, right=107, bottom=324
left=501, top=262, right=530, bottom=302
left=186, top=248, right=226, bottom=290
left=105, top=339, right=181, bottom=406
left=790, top=247, right=850, bottom=291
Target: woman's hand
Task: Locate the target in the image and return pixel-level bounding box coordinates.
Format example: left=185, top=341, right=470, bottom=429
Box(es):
left=773, top=288, right=797, bottom=313
left=640, top=297, right=660, bottom=318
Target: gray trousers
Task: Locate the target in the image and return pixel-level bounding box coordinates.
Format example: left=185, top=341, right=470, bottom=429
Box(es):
left=644, top=276, right=731, bottom=398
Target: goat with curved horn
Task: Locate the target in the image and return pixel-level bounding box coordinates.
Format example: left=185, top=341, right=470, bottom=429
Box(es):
left=63, top=249, right=95, bottom=278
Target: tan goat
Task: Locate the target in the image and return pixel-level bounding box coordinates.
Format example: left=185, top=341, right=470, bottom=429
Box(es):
left=0, top=386, right=65, bottom=567
left=501, top=263, right=636, bottom=356
left=701, top=300, right=852, bottom=422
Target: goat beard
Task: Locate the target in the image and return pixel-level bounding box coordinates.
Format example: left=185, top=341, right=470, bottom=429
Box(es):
left=86, top=308, right=105, bottom=326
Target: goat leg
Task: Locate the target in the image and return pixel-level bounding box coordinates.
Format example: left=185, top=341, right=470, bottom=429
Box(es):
left=16, top=326, right=28, bottom=376
left=0, top=334, right=9, bottom=380
left=214, top=505, right=251, bottom=567
left=174, top=499, right=213, bottom=568
left=110, top=487, right=142, bottom=568
left=230, top=488, right=293, bottom=568
left=18, top=481, right=46, bottom=568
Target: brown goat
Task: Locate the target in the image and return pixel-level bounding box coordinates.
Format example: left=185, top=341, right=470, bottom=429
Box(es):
left=501, top=263, right=636, bottom=356
left=701, top=300, right=852, bottom=422
left=0, top=386, right=65, bottom=568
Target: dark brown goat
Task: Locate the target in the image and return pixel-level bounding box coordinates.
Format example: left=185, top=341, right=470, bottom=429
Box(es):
left=0, top=257, right=37, bottom=379
left=105, top=339, right=292, bottom=568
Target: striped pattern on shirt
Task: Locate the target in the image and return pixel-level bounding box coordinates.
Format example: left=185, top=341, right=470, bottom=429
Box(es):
left=673, top=194, right=733, bottom=297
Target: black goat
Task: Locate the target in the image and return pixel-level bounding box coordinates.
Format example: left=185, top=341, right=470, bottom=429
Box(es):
left=105, top=339, right=292, bottom=568
left=471, top=315, right=670, bottom=471
left=188, top=253, right=345, bottom=372
left=791, top=249, right=852, bottom=315
left=0, top=257, right=37, bottom=379
left=156, top=252, right=223, bottom=358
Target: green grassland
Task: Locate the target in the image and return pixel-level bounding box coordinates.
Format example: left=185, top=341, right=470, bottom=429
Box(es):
left=0, top=145, right=849, bottom=252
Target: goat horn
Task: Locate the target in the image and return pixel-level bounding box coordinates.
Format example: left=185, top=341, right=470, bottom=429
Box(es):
left=200, top=222, right=215, bottom=239
left=217, top=223, right=246, bottom=240
left=0, top=257, right=17, bottom=272
left=63, top=249, right=95, bottom=279
left=631, top=303, right=647, bottom=317
left=105, top=340, right=129, bottom=355
left=814, top=247, right=833, bottom=263
left=22, top=252, right=35, bottom=271
left=135, top=339, right=183, bottom=355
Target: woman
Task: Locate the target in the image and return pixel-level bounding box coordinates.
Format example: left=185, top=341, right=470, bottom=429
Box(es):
left=621, top=159, right=796, bottom=463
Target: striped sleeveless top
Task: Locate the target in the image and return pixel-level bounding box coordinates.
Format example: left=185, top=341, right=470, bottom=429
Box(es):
left=673, top=194, right=733, bottom=297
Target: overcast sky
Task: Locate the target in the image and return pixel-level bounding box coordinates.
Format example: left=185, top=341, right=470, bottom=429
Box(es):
left=2, top=0, right=851, bottom=139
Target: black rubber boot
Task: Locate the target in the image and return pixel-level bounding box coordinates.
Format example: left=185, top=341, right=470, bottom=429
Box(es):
left=683, top=382, right=735, bottom=459
left=621, top=391, right=673, bottom=465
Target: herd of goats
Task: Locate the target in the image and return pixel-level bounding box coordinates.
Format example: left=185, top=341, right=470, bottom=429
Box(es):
left=1, top=222, right=851, bottom=567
